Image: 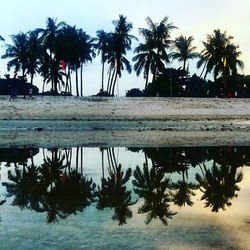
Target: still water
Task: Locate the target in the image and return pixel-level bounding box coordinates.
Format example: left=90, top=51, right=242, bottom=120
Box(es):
left=0, top=146, right=250, bottom=249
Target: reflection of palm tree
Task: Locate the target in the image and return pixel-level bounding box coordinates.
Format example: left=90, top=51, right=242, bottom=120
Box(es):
left=96, top=163, right=133, bottom=225
left=45, top=170, right=96, bottom=223
left=2, top=165, right=45, bottom=212
left=144, top=148, right=188, bottom=174
left=170, top=170, right=197, bottom=207
left=3, top=149, right=96, bottom=223
left=133, top=164, right=176, bottom=225
left=196, top=163, right=243, bottom=212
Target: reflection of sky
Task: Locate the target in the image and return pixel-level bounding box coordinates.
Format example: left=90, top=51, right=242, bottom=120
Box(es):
left=0, top=0, right=250, bottom=95
left=0, top=146, right=250, bottom=249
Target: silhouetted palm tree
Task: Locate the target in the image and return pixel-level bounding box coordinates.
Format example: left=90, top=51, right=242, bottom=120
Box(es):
left=41, top=17, right=66, bottom=93
left=197, top=29, right=243, bottom=95
left=95, top=30, right=111, bottom=91
left=107, top=15, right=137, bottom=96
left=138, top=16, right=176, bottom=83
left=170, top=35, right=199, bottom=75
left=133, top=39, right=158, bottom=89
left=2, top=32, right=29, bottom=77
left=26, top=29, right=43, bottom=84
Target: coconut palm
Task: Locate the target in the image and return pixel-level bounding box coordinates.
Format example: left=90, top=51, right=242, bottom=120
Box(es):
left=107, top=15, right=137, bottom=96
left=1, top=32, right=29, bottom=77
left=137, top=16, right=177, bottom=83
left=26, top=29, right=43, bottom=84
left=41, top=17, right=66, bottom=93
left=41, top=17, right=66, bottom=56
left=197, top=29, right=244, bottom=95
left=170, top=35, right=199, bottom=75
left=133, top=40, right=159, bottom=89
left=95, top=30, right=111, bottom=92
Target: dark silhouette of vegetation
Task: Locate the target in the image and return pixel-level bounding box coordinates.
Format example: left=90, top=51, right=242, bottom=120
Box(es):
left=1, top=16, right=249, bottom=97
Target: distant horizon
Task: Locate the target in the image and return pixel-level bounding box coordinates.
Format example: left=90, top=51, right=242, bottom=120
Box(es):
left=0, top=0, right=249, bottom=96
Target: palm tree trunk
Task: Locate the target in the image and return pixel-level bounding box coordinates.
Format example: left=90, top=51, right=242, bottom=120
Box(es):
left=101, top=149, right=104, bottom=179
left=80, top=63, right=83, bottom=97
left=152, top=50, right=160, bottom=83
left=145, top=70, right=149, bottom=90
left=183, top=60, right=186, bottom=73
left=75, top=65, right=79, bottom=96
left=68, top=68, right=72, bottom=94
left=31, top=74, right=34, bottom=85
left=42, top=80, right=45, bottom=93
left=64, top=64, right=69, bottom=92
left=76, top=147, right=79, bottom=173
left=101, top=61, right=105, bottom=91
left=80, top=147, right=83, bottom=176
left=200, top=61, right=208, bottom=79
left=106, top=66, right=113, bottom=93
left=109, top=69, right=116, bottom=95
left=111, top=71, right=118, bottom=96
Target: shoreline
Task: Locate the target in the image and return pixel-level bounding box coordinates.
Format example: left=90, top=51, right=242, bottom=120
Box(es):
left=1, top=131, right=250, bottom=148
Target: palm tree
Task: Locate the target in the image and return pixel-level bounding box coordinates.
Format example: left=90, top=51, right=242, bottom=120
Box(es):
left=41, top=17, right=66, bottom=93
left=26, top=29, right=43, bottom=84
left=43, top=56, right=65, bottom=93
left=197, top=29, right=244, bottom=95
left=41, top=17, right=66, bottom=57
left=133, top=39, right=157, bottom=89
left=95, top=30, right=111, bottom=92
left=137, top=16, right=177, bottom=84
left=107, top=15, right=137, bottom=96
left=1, top=32, right=29, bottom=77
left=170, top=35, right=199, bottom=75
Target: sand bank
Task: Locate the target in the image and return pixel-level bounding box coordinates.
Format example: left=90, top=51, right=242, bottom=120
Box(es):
left=0, top=96, right=249, bottom=147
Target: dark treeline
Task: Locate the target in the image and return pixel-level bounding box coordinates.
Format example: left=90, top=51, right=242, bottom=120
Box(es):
left=0, top=16, right=249, bottom=97
left=1, top=146, right=249, bottom=225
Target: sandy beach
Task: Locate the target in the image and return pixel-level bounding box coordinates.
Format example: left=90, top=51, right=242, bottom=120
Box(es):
left=0, top=96, right=250, bottom=147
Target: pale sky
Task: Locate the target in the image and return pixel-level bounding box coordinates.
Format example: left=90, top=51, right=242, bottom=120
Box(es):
left=0, top=0, right=249, bottom=96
